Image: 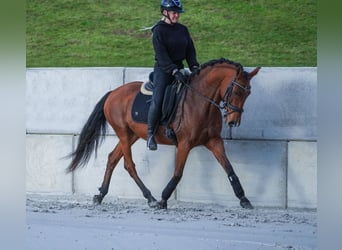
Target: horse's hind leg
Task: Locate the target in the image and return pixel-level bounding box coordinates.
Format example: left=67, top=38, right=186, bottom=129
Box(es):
left=93, top=142, right=124, bottom=205
left=123, top=158, right=157, bottom=206
left=94, top=135, right=157, bottom=206
left=205, top=137, right=253, bottom=209
left=120, top=136, right=157, bottom=206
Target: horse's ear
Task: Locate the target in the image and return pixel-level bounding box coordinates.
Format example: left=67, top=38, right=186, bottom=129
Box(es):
left=249, top=67, right=261, bottom=79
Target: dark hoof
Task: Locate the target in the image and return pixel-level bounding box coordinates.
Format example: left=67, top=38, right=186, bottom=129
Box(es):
left=147, top=197, right=158, bottom=208
left=240, top=197, right=253, bottom=209
left=93, top=194, right=104, bottom=205
left=157, top=200, right=167, bottom=209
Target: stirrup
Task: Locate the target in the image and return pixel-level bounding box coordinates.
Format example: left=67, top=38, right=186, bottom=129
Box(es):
left=147, top=136, right=157, bottom=151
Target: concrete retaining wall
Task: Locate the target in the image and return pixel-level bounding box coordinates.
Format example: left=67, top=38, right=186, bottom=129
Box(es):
left=26, top=67, right=317, bottom=209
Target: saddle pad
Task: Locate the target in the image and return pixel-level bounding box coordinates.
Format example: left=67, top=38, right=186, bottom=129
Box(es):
left=131, top=92, right=151, bottom=124
left=131, top=82, right=183, bottom=125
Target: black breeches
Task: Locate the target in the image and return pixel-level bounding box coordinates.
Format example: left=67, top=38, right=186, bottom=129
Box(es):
left=149, top=67, right=174, bottom=117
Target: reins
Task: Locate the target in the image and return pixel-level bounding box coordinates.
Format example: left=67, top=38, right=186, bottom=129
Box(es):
left=183, top=74, right=250, bottom=116
left=183, top=81, right=222, bottom=110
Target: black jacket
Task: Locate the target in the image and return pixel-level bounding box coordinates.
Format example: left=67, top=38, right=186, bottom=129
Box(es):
left=152, top=21, right=199, bottom=74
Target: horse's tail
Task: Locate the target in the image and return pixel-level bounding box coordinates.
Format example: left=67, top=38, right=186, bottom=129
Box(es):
left=66, top=91, right=112, bottom=173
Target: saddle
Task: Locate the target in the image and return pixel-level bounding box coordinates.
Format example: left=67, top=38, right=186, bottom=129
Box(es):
left=131, top=71, right=189, bottom=145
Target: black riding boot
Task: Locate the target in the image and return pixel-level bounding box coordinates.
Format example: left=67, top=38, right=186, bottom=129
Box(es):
left=147, top=129, right=157, bottom=151
left=147, top=103, right=159, bottom=151
left=147, top=66, right=171, bottom=150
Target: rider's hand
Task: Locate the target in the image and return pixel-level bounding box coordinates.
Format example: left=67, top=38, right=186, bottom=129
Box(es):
left=173, top=70, right=186, bottom=83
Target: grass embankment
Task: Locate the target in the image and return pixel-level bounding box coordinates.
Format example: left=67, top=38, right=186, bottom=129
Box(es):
left=26, top=0, right=316, bottom=67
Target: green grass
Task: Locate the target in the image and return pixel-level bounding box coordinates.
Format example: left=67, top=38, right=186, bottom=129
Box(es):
left=26, top=0, right=316, bottom=67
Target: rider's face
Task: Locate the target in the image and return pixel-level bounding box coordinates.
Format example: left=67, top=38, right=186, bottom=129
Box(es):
left=164, top=10, right=180, bottom=24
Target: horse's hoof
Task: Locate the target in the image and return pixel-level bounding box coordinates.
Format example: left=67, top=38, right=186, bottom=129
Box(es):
left=148, top=197, right=158, bottom=208
left=157, top=200, right=167, bottom=209
left=148, top=200, right=158, bottom=208
left=240, top=197, right=253, bottom=209
left=93, top=194, right=103, bottom=205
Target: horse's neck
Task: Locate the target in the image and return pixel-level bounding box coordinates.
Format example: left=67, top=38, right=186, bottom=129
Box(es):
left=182, top=70, right=219, bottom=118
left=192, top=66, right=234, bottom=100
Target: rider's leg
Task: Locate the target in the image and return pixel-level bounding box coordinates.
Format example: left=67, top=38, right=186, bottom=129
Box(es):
left=147, top=67, right=173, bottom=150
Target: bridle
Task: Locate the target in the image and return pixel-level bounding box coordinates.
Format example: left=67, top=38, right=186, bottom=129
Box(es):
left=184, top=74, right=251, bottom=116
left=221, top=77, right=251, bottom=116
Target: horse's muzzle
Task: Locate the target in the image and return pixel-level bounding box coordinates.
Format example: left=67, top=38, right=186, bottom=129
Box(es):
left=225, top=110, right=242, bottom=128
left=227, top=115, right=241, bottom=127
left=228, top=121, right=240, bottom=127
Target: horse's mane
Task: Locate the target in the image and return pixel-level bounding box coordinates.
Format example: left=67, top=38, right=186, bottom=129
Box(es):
left=192, top=58, right=244, bottom=77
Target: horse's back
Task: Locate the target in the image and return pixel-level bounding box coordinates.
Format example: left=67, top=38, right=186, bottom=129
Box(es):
left=106, top=81, right=142, bottom=105
left=104, top=81, right=142, bottom=128
left=111, top=81, right=142, bottom=95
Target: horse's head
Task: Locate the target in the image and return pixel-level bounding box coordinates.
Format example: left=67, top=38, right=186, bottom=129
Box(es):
left=223, top=66, right=261, bottom=127
left=189, top=58, right=260, bottom=128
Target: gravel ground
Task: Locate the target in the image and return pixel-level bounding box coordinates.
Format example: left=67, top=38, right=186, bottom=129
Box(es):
left=26, top=194, right=317, bottom=250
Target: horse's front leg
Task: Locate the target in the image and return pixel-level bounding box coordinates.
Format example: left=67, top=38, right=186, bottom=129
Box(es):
left=158, top=144, right=191, bottom=209
left=206, top=137, right=253, bottom=209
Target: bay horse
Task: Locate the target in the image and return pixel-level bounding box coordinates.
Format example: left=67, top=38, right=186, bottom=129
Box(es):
left=67, top=58, right=260, bottom=209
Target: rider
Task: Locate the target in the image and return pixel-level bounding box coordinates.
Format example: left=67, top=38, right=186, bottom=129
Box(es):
left=147, top=0, right=200, bottom=150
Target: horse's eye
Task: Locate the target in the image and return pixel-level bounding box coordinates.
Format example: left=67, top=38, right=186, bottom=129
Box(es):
left=234, top=91, right=241, bottom=97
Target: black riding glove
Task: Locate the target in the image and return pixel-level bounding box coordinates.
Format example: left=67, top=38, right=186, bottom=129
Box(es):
left=173, top=70, right=186, bottom=83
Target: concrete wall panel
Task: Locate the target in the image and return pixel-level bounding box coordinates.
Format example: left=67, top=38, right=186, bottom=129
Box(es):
left=124, top=67, right=151, bottom=84
left=26, top=134, right=73, bottom=194
left=26, top=67, right=124, bottom=134
left=287, top=141, right=317, bottom=208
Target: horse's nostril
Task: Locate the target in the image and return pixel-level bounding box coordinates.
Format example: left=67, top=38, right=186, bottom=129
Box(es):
left=228, top=121, right=235, bottom=127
